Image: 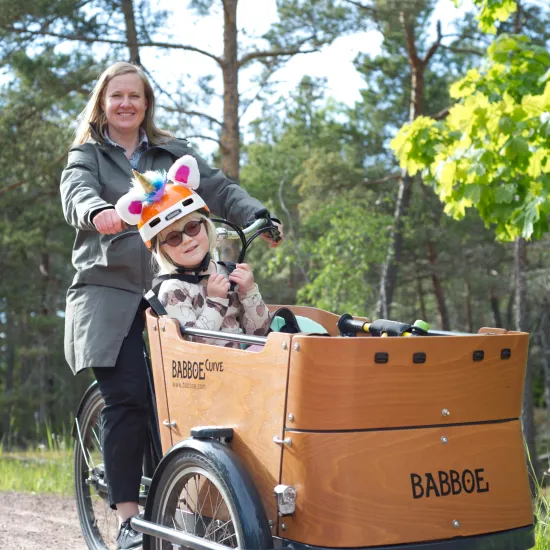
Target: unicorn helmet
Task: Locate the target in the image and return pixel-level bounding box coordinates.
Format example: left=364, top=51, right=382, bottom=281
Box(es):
left=115, top=155, right=209, bottom=249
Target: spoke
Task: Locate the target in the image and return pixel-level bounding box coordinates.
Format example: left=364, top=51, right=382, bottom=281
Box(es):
left=197, top=477, right=213, bottom=519
left=91, top=425, right=102, bottom=450
left=194, top=475, right=199, bottom=534
left=217, top=528, right=238, bottom=545
left=207, top=483, right=216, bottom=521
left=181, top=480, right=198, bottom=510
left=210, top=492, right=226, bottom=526
left=86, top=448, right=96, bottom=469
left=204, top=485, right=219, bottom=540
left=190, top=475, right=210, bottom=537
left=207, top=518, right=233, bottom=538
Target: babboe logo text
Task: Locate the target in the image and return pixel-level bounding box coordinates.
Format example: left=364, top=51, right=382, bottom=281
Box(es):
left=410, top=468, right=489, bottom=499
left=172, top=358, right=224, bottom=381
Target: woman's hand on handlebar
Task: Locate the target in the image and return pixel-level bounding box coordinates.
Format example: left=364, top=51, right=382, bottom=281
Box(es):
left=93, top=208, right=126, bottom=235
left=259, top=220, right=284, bottom=248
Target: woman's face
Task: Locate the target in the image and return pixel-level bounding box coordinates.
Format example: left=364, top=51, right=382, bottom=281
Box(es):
left=161, top=219, right=211, bottom=270
left=102, top=73, right=148, bottom=139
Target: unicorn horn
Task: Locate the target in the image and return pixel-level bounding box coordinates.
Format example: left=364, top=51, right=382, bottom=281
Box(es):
left=132, top=169, right=155, bottom=194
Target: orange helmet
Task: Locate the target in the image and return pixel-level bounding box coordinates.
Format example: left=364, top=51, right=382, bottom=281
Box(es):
left=115, top=155, right=209, bottom=249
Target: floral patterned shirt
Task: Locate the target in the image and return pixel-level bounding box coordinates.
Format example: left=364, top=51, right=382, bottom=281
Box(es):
left=157, top=264, right=271, bottom=348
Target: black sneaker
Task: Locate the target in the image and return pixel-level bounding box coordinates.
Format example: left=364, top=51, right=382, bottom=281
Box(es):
left=116, top=516, right=143, bottom=550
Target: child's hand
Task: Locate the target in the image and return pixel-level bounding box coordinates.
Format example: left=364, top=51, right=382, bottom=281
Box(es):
left=207, top=273, right=230, bottom=299
left=229, top=263, right=255, bottom=294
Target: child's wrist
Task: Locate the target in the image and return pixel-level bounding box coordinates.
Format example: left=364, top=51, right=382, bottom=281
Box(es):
left=206, top=295, right=229, bottom=304
left=208, top=292, right=228, bottom=299
left=237, top=283, right=257, bottom=296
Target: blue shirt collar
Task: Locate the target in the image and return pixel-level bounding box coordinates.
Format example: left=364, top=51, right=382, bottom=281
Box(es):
left=104, top=128, right=149, bottom=151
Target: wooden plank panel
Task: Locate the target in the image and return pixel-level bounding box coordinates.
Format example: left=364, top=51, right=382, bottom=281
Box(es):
left=157, top=316, right=291, bottom=523
left=145, top=309, right=173, bottom=452
left=286, top=332, right=528, bottom=430
left=280, top=421, right=533, bottom=547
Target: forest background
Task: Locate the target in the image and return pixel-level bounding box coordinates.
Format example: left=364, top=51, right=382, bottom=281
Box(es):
left=1, top=0, right=550, bottom=480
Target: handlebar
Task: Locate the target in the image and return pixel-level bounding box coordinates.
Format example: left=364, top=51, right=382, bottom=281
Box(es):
left=212, top=209, right=279, bottom=265
left=214, top=217, right=273, bottom=241
left=110, top=209, right=280, bottom=250
left=337, top=314, right=471, bottom=337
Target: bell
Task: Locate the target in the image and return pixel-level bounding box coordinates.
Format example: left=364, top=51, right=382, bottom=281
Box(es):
left=132, top=169, right=155, bottom=194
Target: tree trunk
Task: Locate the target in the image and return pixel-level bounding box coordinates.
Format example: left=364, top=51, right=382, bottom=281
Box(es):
left=378, top=10, right=433, bottom=318
left=415, top=267, right=427, bottom=322
left=537, top=303, right=550, bottom=422
left=465, top=277, right=474, bottom=333
left=515, top=238, right=539, bottom=489
left=121, top=0, right=141, bottom=65
left=221, top=0, right=240, bottom=181
left=489, top=289, right=503, bottom=328
left=506, top=289, right=514, bottom=329
left=377, top=172, right=411, bottom=317
left=427, top=241, right=450, bottom=331
left=2, top=306, right=15, bottom=450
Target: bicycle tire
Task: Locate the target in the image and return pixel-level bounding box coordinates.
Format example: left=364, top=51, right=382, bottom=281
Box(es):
left=74, top=385, right=119, bottom=549
left=149, top=448, right=271, bottom=549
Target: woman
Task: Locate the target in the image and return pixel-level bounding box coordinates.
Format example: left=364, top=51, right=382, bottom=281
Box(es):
left=60, top=61, right=282, bottom=550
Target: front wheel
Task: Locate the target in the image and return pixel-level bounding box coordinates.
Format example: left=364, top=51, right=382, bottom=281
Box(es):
left=149, top=449, right=270, bottom=549
left=74, top=385, right=119, bottom=549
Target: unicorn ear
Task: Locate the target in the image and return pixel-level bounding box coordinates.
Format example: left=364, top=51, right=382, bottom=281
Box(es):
left=167, top=155, right=200, bottom=189
left=115, top=191, right=145, bottom=225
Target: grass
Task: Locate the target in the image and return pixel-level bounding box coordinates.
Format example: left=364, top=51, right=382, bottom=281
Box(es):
left=0, top=448, right=73, bottom=495
left=535, top=491, right=550, bottom=549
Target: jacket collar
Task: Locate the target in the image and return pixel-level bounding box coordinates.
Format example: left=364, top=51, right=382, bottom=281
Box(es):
left=89, top=123, right=186, bottom=155
left=88, top=123, right=106, bottom=145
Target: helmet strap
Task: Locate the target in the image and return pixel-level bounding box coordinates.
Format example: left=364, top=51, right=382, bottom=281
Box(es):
left=172, top=252, right=211, bottom=283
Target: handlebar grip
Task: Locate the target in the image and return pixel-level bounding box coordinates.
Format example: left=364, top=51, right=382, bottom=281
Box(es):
left=254, top=208, right=270, bottom=219
left=337, top=315, right=430, bottom=337
left=337, top=314, right=369, bottom=336
left=367, top=319, right=414, bottom=337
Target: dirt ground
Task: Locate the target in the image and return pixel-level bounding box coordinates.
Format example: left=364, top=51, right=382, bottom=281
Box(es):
left=0, top=492, right=87, bottom=550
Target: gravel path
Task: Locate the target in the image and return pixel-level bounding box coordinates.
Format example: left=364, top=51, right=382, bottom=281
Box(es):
left=0, top=492, right=88, bottom=550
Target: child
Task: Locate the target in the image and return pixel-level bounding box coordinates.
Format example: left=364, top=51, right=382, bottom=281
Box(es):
left=116, top=155, right=271, bottom=347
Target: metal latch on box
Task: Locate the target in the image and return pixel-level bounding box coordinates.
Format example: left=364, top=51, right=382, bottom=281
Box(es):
left=274, top=485, right=297, bottom=516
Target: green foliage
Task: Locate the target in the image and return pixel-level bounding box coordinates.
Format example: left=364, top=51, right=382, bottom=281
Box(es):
left=454, top=0, right=517, bottom=33
left=242, top=76, right=391, bottom=313
left=297, top=197, right=391, bottom=315
left=265, top=0, right=354, bottom=53
left=0, top=49, right=96, bottom=448
left=391, top=33, right=550, bottom=241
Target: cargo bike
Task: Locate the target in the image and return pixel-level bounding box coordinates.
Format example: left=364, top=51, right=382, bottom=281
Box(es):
left=74, top=214, right=535, bottom=550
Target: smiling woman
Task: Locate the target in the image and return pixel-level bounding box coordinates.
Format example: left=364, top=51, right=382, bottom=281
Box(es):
left=59, top=60, right=279, bottom=550
left=102, top=73, right=148, bottom=156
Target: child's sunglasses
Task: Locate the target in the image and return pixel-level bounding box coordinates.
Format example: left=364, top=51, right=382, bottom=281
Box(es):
left=159, top=220, right=205, bottom=247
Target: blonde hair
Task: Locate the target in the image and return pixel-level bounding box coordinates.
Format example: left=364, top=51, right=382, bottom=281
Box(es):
left=73, top=62, right=173, bottom=146
left=152, top=212, right=218, bottom=275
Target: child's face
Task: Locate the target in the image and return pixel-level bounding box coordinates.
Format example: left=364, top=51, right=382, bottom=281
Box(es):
left=161, top=218, right=210, bottom=269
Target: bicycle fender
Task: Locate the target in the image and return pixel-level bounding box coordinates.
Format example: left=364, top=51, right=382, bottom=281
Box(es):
left=72, top=380, right=98, bottom=439
left=143, top=437, right=273, bottom=550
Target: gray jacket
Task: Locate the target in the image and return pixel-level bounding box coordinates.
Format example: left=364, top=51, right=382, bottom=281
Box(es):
left=61, top=137, right=265, bottom=373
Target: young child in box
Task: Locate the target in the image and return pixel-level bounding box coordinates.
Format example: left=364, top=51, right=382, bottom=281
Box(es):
left=116, top=155, right=271, bottom=347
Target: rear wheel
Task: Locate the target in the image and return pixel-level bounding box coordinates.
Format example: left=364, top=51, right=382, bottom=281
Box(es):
left=149, top=449, right=269, bottom=549
left=74, top=385, right=119, bottom=549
